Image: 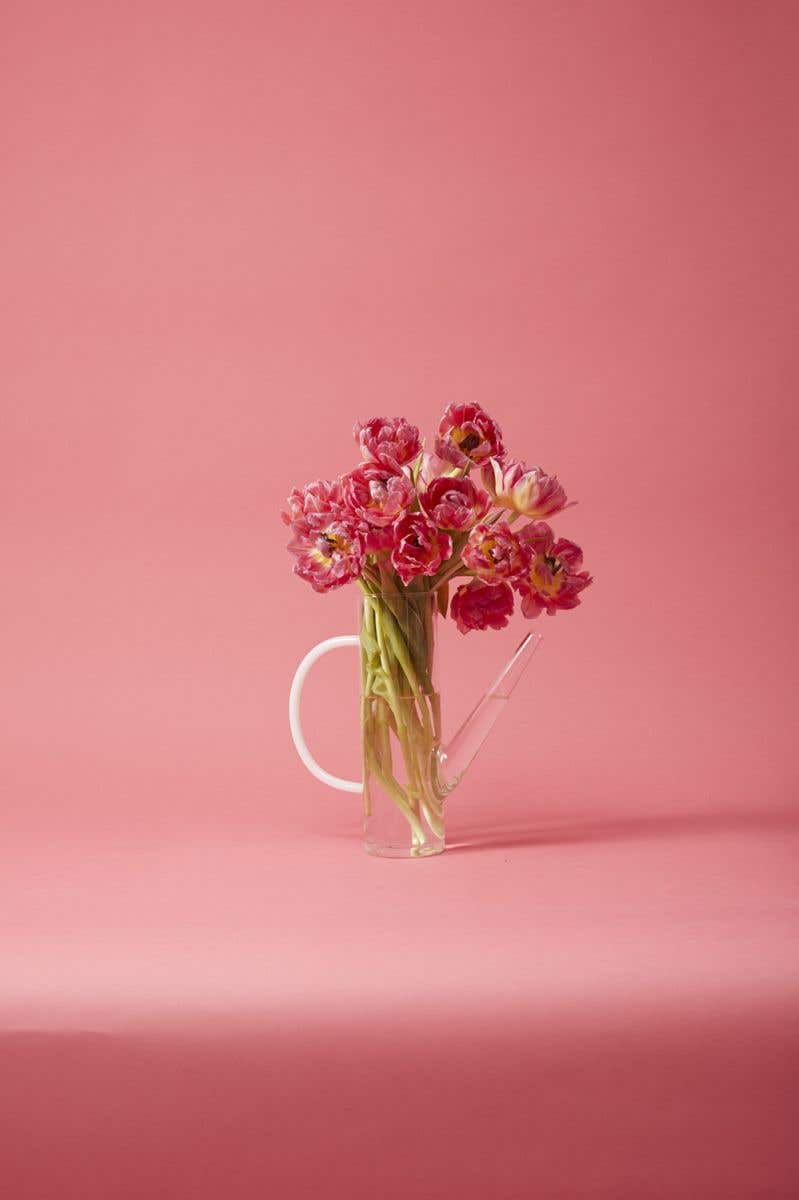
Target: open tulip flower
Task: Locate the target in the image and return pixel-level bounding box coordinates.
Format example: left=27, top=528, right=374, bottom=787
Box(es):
left=344, top=461, right=415, bottom=527
left=515, top=521, right=593, bottom=618
left=288, top=517, right=367, bottom=593
left=482, top=455, right=570, bottom=520
left=354, top=415, right=423, bottom=470
left=418, top=475, right=491, bottom=531
left=462, top=522, right=529, bottom=583
left=281, top=477, right=347, bottom=536
left=391, top=514, right=453, bottom=585
left=451, top=579, right=514, bottom=634
left=435, top=402, right=504, bottom=467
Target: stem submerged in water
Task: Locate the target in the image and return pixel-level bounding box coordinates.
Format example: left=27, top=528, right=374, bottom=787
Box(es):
left=359, top=586, right=445, bottom=855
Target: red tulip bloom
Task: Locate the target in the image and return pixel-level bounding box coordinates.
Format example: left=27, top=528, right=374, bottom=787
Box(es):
left=514, top=522, right=592, bottom=617
left=435, top=402, right=504, bottom=468
left=451, top=580, right=514, bottom=634
left=418, top=475, right=490, bottom=531
left=391, top=514, right=452, bottom=585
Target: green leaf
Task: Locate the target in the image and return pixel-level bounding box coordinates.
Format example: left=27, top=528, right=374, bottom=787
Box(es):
left=436, top=581, right=449, bottom=618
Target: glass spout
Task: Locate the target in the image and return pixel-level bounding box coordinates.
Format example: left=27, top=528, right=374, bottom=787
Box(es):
left=435, top=632, right=543, bottom=794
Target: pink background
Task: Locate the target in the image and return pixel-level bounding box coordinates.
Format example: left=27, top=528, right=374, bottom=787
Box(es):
left=2, top=2, right=797, bottom=1196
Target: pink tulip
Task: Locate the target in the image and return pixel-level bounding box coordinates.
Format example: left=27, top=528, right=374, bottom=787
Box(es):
left=435, top=402, right=504, bottom=467
left=343, top=461, right=415, bottom=527
left=354, top=416, right=422, bottom=470
left=451, top=579, right=514, bottom=634
left=418, top=475, right=491, bottom=531
left=281, top=478, right=346, bottom=537
left=514, top=522, right=592, bottom=617
left=289, top=518, right=367, bottom=593
left=462, top=521, right=529, bottom=582
left=482, top=455, right=569, bottom=519
left=391, top=514, right=452, bottom=585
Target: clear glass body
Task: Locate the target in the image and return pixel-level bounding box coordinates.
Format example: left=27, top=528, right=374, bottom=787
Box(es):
left=358, top=584, right=542, bottom=859
left=360, top=589, right=445, bottom=858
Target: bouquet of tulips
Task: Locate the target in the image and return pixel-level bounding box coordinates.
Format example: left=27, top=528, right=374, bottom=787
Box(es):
left=282, top=404, right=591, bottom=851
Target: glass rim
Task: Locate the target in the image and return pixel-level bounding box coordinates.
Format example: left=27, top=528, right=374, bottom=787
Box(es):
left=359, top=585, right=439, bottom=598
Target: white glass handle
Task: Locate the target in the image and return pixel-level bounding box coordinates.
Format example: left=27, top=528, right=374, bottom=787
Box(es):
left=288, top=635, right=362, bottom=794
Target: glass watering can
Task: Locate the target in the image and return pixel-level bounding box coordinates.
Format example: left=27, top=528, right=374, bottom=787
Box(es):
left=289, top=587, right=542, bottom=857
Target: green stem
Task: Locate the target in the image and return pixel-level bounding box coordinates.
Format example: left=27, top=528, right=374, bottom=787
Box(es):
left=360, top=588, right=444, bottom=849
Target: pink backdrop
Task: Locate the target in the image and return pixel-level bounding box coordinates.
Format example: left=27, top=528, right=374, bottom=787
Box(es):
left=2, top=2, right=797, bottom=1196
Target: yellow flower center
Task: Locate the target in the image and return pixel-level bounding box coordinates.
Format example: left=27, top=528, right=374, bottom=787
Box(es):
left=529, top=554, right=564, bottom=597
left=454, top=427, right=480, bottom=455
left=313, top=528, right=351, bottom=562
